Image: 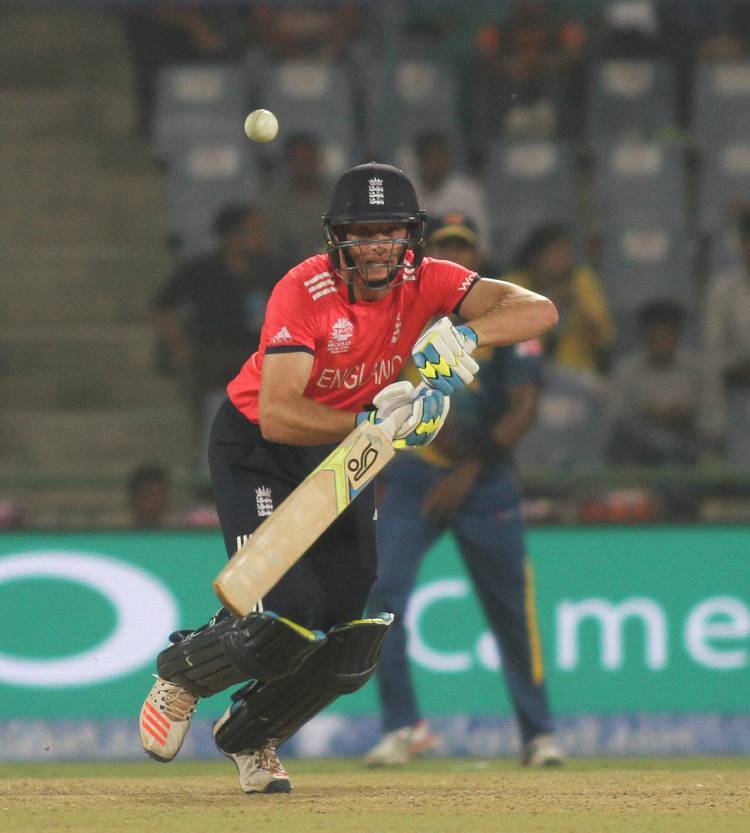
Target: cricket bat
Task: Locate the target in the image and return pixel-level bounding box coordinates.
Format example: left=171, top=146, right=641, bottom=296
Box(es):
left=212, top=403, right=410, bottom=616
left=213, top=316, right=459, bottom=616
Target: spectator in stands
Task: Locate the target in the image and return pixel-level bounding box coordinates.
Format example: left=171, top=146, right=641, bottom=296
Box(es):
left=424, top=211, right=501, bottom=276
left=129, top=464, right=171, bottom=528
left=412, top=130, right=491, bottom=260
left=605, top=299, right=722, bottom=466
left=121, top=4, right=251, bottom=140
left=154, top=203, right=280, bottom=476
left=264, top=132, right=332, bottom=272
left=470, top=1, right=587, bottom=147
left=253, top=3, right=362, bottom=62
left=704, top=208, right=750, bottom=390
left=505, top=223, right=616, bottom=374
left=656, top=1, right=750, bottom=62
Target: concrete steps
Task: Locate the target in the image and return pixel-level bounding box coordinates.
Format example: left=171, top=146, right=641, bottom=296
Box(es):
left=0, top=8, right=199, bottom=515
left=0, top=406, right=192, bottom=472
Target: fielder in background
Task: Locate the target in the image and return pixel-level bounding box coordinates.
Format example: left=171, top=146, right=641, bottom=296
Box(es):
left=365, top=213, right=564, bottom=768
left=138, top=164, right=557, bottom=795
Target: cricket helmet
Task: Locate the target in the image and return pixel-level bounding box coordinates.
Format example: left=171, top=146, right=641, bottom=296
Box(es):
left=323, top=162, right=426, bottom=289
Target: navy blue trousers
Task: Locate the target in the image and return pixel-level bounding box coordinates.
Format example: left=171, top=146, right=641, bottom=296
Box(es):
left=368, top=455, right=554, bottom=743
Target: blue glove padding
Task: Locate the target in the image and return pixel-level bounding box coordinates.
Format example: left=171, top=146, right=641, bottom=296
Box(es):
left=412, top=318, right=479, bottom=395
left=392, top=388, right=450, bottom=449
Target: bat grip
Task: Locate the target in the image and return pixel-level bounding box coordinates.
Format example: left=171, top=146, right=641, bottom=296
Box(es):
left=374, top=381, right=430, bottom=439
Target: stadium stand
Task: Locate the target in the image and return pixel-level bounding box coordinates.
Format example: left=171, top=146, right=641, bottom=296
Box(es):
left=515, top=367, right=607, bottom=472
left=165, top=139, right=258, bottom=255
left=251, top=59, right=358, bottom=177
left=586, top=59, right=679, bottom=143
left=153, top=63, right=251, bottom=161
left=590, top=141, right=691, bottom=341
left=486, top=140, right=578, bottom=265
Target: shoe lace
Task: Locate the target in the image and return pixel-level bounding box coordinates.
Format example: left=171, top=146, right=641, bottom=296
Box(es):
left=257, top=740, right=286, bottom=776
left=159, top=683, right=197, bottom=722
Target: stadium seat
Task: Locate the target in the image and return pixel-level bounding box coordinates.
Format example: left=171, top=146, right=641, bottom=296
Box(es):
left=153, top=63, right=250, bottom=160
left=485, top=140, right=578, bottom=264
left=725, top=387, right=750, bottom=471
left=693, top=61, right=750, bottom=152
left=592, top=141, right=686, bottom=226
left=515, top=367, right=607, bottom=472
left=389, top=58, right=464, bottom=170
left=697, top=142, right=750, bottom=275
left=586, top=59, right=678, bottom=144
left=165, top=139, right=259, bottom=256
left=252, top=60, right=358, bottom=177
left=591, top=141, right=691, bottom=318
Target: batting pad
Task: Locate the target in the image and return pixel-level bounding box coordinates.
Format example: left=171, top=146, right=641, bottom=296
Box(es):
left=214, top=614, right=394, bottom=753
left=157, top=611, right=326, bottom=698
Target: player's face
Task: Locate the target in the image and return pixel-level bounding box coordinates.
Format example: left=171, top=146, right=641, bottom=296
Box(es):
left=344, top=223, right=409, bottom=295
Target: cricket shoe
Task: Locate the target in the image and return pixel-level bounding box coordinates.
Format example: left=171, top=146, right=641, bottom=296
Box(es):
left=139, top=676, right=199, bottom=762
left=364, top=720, right=439, bottom=767
left=520, top=733, right=565, bottom=767
left=213, top=707, right=292, bottom=794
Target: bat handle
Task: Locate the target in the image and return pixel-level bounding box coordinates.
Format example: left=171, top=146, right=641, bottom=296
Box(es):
left=376, top=402, right=413, bottom=440
left=375, top=381, right=431, bottom=439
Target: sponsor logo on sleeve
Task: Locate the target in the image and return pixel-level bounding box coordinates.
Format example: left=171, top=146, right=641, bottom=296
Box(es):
left=459, top=274, right=476, bottom=293
left=270, top=326, right=293, bottom=344
left=304, top=270, right=336, bottom=300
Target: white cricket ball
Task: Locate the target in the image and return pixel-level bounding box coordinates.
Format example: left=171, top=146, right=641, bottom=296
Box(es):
left=244, top=109, right=278, bottom=143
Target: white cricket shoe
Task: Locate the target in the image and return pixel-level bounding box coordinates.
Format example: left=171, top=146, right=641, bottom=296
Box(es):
left=213, top=708, right=292, bottom=794
left=521, top=733, right=565, bottom=767
left=364, top=720, right=439, bottom=767
left=139, top=676, right=199, bottom=762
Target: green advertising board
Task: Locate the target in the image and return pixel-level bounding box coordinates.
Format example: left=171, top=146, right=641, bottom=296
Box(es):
left=1, top=527, right=748, bottom=721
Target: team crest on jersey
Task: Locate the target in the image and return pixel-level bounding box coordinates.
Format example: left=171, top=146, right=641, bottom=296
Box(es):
left=255, top=486, right=273, bottom=517
left=328, top=318, right=354, bottom=353
left=390, top=312, right=402, bottom=343
left=368, top=177, right=384, bottom=205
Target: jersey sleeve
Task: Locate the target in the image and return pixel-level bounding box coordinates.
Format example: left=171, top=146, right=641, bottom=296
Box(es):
left=261, top=277, right=318, bottom=355
left=420, top=258, right=479, bottom=318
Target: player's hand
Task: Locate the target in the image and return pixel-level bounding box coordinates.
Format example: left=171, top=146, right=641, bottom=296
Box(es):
left=412, top=317, right=479, bottom=395
left=356, top=380, right=418, bottom=428
left=392, top=388, right=450, bottom=449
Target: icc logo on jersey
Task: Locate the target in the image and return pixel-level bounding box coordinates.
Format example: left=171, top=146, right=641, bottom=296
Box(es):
left=327, top=318, right=354, bottom=354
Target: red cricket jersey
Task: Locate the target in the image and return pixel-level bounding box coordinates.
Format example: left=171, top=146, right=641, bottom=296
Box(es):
left=227, top=253, right=478, bottom=423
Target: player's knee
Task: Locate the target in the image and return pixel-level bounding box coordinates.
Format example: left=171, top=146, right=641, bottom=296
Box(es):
left=157, top=611, right=326, bottom=698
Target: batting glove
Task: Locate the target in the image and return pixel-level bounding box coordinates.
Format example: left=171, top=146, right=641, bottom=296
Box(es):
left=392, top=388, right=450, bottom=449
left=412, top=318, right=479, bottom=395
left=356, top=380, right=418, bottom=428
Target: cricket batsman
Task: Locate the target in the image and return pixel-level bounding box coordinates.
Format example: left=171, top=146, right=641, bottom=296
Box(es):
left=138, top=162, right=558, bottom=793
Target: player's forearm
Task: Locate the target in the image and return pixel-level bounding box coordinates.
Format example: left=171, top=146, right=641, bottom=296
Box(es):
left=465, top=281, right=558, bottom=347
left=259, top=392, right=356, bottom=445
